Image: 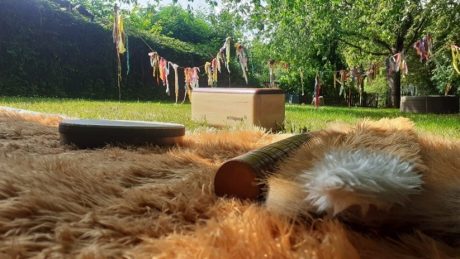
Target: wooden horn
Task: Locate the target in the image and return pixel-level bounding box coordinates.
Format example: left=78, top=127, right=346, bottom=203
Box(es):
left=214, top=133, right=314, bottom=200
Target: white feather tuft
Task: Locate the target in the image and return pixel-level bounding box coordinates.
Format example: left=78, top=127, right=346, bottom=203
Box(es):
left=304, top=149, right=423, bottom=215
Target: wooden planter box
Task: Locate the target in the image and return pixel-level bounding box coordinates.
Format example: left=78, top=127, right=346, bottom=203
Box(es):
left=400, top=95, right=459, bottom=114
left=191, top=88, right=285, bottom=130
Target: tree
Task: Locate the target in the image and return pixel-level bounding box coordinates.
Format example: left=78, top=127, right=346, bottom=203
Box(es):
left=222, top=0, right=460, bottom=107
left=152, top=5, right=213, bottom=44
left=428, top=0, right=460, bottom=95
left=218, top=0, right=344, bottom=96
left=204, top=8, right=244, bottom=47
left=69, top=0, right=138, bottom=21
left=126, top=4, right=161, bottom=34
left=337, top=1, right=433, bottom=107
left=148, top=5, right=244, bottom=58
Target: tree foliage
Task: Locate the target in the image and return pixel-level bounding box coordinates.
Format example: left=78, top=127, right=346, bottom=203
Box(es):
left=5, top=0, right=458, bottom=103
left=152, top=5, right=212, bottom=44
left=69, top=0, right=137, bottom=22
left=127, top=4, right=161, bottom=34
left=221, top=0, right=460, bottom=106
left=427, top=0, right=460, bottom=95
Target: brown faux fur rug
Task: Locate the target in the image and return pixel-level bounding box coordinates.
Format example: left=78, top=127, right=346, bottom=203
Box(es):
left=0, top=110, right=459, bottom=259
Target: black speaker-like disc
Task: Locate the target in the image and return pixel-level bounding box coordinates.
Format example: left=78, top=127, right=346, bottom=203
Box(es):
left=59, top=119, right=185, bottom=149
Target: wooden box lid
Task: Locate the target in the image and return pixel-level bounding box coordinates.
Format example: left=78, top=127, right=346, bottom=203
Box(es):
left=192, top=88, right=284, bottom=95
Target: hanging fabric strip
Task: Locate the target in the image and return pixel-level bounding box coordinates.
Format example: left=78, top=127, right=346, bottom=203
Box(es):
left=413, top=35, right=432, bottom=62
left=211, top=58, right=218, bottom=85
left=300, top=69, right=304, bottom=96
left=452, top=45, right=460, bottom=75
left=186, top=67, right=193, bottom=103
left=387, top=54, right=399, bottom=77
left=205, top=62, right=213, bottom=87
left=216, top=51, right=222, bottom=73
left=125, top=29, right=130, bottom=76
left=169, top=62, right=179, bottom=103
left=166, top=61, right=170, bottom=95
left=182, top=67, right=191, bottom=104
left=219, top=48, right=227, bottom=72
left=392, top=53, right=401, bottom=72
left=113, top=6, right=125, bottom=53
left=235, top=43, right=249, bottom=84
left=113, top=5, right=126, bottom=100
left=141, top=36, right=245, bottom=103
left=191, top=67, right=200, bottom=88
left=268, top=59, right=275, bottom=87
left=159, top=57, right=166, bottom=85
left=414, top=41, right=423, bottom=61
left=339, top=69, right=349, bottom=82
left=224, top=37, right=231, bottom=73
left=334, top=71, right=342, bottom=96
left=388, top=52, right=408, bottom=77
left=399, top=52, right=409, bottom=77
left=148, top=52, right=160, bottom=83
left=314, top=73, right=321, bottom=108
left=338, top=70, right=346, bottom=98
left=182, top=67, right=190, bottom=103
left=159, top=57, right=170, bottom=95
left=116, top=15, right=126, bottom=54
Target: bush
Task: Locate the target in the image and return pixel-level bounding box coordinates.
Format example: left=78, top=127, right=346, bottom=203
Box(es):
left=0, top=0, right=207, bottom=100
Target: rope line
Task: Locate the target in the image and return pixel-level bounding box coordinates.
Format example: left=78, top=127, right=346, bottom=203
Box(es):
left=140, top=36, right=227, bottom=70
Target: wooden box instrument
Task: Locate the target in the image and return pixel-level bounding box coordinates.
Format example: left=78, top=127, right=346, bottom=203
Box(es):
left=191, top=88, right=285, bottom=130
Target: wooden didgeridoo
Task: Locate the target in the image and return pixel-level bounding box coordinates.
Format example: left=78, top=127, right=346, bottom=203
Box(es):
left=214, top=133, right=314, bottom=200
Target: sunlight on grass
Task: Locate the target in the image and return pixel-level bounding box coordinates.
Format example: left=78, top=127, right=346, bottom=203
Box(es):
left=284, top=104, right=460, bottom=138
left=1, top=97, right=459, bottom=138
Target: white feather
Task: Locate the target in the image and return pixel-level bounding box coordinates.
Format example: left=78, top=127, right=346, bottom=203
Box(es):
left=303, top=149, right=423, bottom=215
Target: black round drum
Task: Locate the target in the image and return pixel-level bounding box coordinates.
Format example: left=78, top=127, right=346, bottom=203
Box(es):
left=59, top=119, right=185, bottom=148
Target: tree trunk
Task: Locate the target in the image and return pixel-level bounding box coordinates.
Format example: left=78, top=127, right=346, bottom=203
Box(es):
left=392, top=71, right=401, bottom=108
left=359, top=80, right=365, bottom=107
left=387, top=70, right=401, bottom=108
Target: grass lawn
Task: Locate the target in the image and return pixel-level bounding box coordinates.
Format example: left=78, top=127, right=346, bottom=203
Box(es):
left=1, top=97, right=459, bottom=139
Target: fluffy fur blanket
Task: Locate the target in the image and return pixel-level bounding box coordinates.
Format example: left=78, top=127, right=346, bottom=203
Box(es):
left=0, top=111, right=459, bottom=258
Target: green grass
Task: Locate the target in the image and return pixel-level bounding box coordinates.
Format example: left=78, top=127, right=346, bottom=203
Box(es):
left=284, top=104, right=460, bottom=139
left=0, top=97, right=204, bottom=128
left=1, top=97, right=459, bottom=138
